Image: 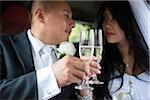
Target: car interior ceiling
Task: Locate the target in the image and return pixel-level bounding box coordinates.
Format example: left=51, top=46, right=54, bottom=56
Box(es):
left=0, top=1, right=103, bottom=22
left=0, top=1, right=103, bottom=35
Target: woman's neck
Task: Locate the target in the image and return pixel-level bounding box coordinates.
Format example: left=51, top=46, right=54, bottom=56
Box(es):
left=117, top=39, right=129, bottom=59
left=117, top=40, right=134, bottom=75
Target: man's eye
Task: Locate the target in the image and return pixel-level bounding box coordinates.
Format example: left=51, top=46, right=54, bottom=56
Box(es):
left=64, top=12, right=72, bottom=19
left=65, top=14, right=69, bottom=18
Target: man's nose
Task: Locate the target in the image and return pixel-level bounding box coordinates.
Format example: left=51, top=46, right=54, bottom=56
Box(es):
left=69, top=19, right=75, bottom=28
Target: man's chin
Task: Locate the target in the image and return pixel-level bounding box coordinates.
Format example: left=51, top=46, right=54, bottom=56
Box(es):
left=58, top=39, right=68, bottom=44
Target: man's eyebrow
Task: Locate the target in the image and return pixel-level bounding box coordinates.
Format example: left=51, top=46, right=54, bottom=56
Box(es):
left=64, top=9, right=72, bottom=12
left=63, top=9, right=73, bottom=15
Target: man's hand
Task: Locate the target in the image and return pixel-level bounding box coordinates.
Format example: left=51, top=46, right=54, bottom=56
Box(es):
left=51, top=55, right=101, bottom=87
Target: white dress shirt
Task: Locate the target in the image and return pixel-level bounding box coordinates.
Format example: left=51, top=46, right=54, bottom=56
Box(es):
left=27, top=29, right=61, bottom=100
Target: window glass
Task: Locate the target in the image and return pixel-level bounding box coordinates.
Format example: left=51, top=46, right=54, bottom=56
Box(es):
left=69, top=21, right=92, bottom=43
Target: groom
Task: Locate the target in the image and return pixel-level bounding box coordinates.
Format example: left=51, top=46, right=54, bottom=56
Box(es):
left=0, top=1, right=101, bottom=99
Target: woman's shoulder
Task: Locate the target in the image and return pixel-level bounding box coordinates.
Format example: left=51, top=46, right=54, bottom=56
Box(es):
left=122, top=72, right=150, bottom=83
left=137, top=72, right=150, bottom=81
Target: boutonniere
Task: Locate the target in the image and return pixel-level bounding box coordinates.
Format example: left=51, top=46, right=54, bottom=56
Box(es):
left=57, top=41, right=76, bottom=58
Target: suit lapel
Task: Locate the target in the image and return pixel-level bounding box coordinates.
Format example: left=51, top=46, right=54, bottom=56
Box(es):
left=10, top=32, right=79, bottom=72
left=10, top=30, right=35, bottom=72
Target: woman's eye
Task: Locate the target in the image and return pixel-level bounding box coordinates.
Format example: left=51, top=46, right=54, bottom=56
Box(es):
left=103, top=16, right=106, bottom=20
left=112, top=16, right=116, bottom=21
left=102, top=15, right=107, bottom=21
left=103, top=14, right=108, bottom=19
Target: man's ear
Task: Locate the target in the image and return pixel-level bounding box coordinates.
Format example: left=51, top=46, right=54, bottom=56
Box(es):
left=34, top=8, right=45, bottom=23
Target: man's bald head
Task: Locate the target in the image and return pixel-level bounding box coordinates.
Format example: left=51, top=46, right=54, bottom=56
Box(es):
left=31, top=1, right=69, bottom=26
left=30, top=0, right=75, bottom=45
left=31, top=1, right=53, bottom=15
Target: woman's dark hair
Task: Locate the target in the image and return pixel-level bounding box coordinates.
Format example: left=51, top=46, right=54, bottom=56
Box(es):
left=96, top=1, right=149, bottom=99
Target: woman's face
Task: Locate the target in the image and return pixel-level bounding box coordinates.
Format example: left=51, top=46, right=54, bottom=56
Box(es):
left=102, top=7, right=126, bottom=44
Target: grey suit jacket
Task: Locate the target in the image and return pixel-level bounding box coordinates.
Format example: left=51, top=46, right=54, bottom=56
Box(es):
left=0, top=30, right=77, bottom=100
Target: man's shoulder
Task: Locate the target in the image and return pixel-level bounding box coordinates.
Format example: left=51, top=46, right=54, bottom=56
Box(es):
left=0, top=34, right=11, bottom=43
left=0, top=30, right=27, bottom=38
left=12, top=30, right=28, bottom=40
left=0, top=30, right=28, bottom=43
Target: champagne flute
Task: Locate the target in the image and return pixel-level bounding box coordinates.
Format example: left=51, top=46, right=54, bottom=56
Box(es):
left=89, top=29, right=104, bottom=85
left=75, top=29, right=94, bottom=90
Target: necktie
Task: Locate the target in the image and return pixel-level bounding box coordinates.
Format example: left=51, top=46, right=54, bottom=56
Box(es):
left=51, top=48, right=58, bottom=63
left=40, top=46, right=57, bottom=67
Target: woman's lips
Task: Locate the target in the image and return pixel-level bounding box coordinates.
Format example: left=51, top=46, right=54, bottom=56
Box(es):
left=106, top=32, right=114, bottom=36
